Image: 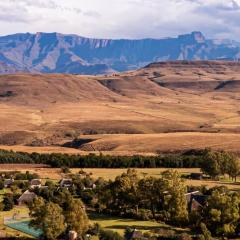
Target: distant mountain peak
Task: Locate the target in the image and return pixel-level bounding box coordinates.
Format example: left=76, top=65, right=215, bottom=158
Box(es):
left=0, top=32, right=239, bottom=75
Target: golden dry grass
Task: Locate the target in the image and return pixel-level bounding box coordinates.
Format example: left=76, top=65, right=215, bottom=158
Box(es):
left=0, top=61, right=239, bottom=154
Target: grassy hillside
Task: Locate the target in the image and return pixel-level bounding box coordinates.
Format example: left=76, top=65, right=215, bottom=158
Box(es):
left=0, top=61, right=239, bottom=153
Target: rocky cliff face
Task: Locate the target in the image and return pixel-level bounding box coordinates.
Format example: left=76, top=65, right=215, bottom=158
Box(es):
left=0, top=31, right=239, bottom=74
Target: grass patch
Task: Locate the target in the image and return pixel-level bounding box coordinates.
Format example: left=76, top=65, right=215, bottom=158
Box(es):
left=89, top=212, right=188, bottom=235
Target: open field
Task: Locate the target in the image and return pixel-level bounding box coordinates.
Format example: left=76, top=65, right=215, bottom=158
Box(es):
left=0, top=61, right=239, bottom=154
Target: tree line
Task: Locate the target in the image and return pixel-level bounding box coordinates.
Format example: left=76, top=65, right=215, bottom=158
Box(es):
left=0, top=148, right=221, bottom=168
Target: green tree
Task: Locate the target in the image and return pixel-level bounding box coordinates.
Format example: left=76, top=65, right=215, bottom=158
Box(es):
left=106, top=169, right=140, bottom=215
left=226, top=156, right=240, bottom=182
left=99, top=229, right=123, bottom=240
left=138, top=176, right=167, bottom=218
left=65, top=198, right=89, bottom=238
left=3, top=194, right=14, bottom=211
left=0, top=180, right=4, bottom=190
left=29, top=197, right=66, bottom=240
left=163, top=170, right=189, bottom=225
left=201, top=149, right=222, bottom=179
left=199, top=223, right=213, bottom=240
left=202, top=190, right=240, bottom=237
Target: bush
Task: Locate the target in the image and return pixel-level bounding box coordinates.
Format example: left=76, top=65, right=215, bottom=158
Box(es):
left=0, top=180, right=4, bottom=190
left=3, top=194, right=14, bottom=211
left=136, top=209, right=153, bottom=220
left=99, top=229, right=123, bottom=240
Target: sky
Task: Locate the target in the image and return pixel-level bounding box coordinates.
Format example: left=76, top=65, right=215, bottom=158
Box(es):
left=0, top=0, right=240, bottom=40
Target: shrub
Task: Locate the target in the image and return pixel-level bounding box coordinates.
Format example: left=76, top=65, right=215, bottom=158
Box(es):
left=99, top=229, right=124, bottom=240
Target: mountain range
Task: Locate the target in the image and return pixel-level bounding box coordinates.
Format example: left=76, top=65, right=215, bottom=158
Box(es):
left=0, top=31, right=240, bottom=75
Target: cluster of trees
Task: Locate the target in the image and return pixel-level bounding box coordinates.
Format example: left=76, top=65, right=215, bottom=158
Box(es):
left=200, top=189, right=240, bottom=238
left=0, top=149, right=205, bottom=168
left=95, top=169, right=240, bottom=238
left=201, top=150, right=240, bottom=181
left=29, top=169, right=240, bottom=239
left=29, top=190, right=89, bottom=240
left=97, top=169, right=188, bottom=225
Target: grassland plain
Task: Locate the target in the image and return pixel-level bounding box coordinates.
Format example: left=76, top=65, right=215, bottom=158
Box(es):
left=0, top=61, right=239, bottom=154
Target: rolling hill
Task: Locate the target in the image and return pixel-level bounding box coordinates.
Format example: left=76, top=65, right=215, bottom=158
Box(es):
left=0, top=61, right=239, bottom=154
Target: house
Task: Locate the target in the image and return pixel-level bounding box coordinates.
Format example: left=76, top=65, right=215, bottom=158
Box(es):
left=18, top=190, right=36, bottom=205
left=83, top=183, right=96, bottom=191
left=190, top=173, right=203, bottom=180
left=185, top=191, right=207, bottom=212
left=125, top=229, right=146, bottom=240
left=30, top=179, right=42, bottom=188
left=4, top=179, right=14, bottom=188
left=60, top=179, right=73, bottom=188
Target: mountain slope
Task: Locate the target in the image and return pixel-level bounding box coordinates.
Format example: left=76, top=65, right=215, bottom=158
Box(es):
left=0, top=32, right=240, bottom=75
left=0, top=61, right=239, bottom=154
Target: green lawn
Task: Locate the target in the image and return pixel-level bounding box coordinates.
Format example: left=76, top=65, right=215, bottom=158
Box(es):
left=89, top=212, right=188, bottom=236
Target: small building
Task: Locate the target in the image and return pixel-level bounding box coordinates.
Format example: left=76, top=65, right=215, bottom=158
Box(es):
left=60, top=179, right=73, bottom=188
left=18, top=190, right=36, bottom=205
left=30, top=179, right=42, bottom=188
left=4, top=179, right=14, bottom=188
left=185, top=191, right=207, bottom=212
left=125, top=229, right=145, bottom=240
left=83, top=183, right=96, bottom=191
left=190, top=173, right=203, bottom=180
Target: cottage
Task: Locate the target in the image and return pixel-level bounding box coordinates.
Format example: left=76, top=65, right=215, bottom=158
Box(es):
left=30, top=179, right=42, bottom=188
left=185, top=191, right=207, bottom=212
left=125, top=229, right=145, bottom=240
left=4, top=179, right=14, bottom=188
left=18, top=190, right=36, bottom=205
left=190, top=173, right=203, bottom=180
left=60, top=179, right=73, bottom=188
left=83, top=183, right=96, bottom=191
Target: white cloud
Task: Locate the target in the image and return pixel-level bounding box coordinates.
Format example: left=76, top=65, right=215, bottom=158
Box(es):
left=0, top=0, right=240, bottom=40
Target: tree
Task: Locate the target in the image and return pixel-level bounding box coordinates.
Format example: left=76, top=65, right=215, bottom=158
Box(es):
left=105, top=169, right=140, bottom=216
left=99, top=229, right=123, bottom=240
left=201, top=149, right=222, bottom=179
left=226, top=156, right=240, bottom=182
left=0, top=180, right=4, bottom=190
left=65, top=198, right=89, bottom=238
left=199, top=223, right=213, bottom=240
left=162, top=170, right=189, bottom=225
left=29, top=197, right=66, bottom=240
left=138, top=177, right=167, bottom=218
left=43, top=202, right=66, bottom=240
left=3, top=194, right=14, bottom=211
left=202, top=190, right=240, bottom=237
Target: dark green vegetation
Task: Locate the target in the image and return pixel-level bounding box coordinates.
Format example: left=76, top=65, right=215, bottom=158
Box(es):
left=0, top=149, right=228, bottom=168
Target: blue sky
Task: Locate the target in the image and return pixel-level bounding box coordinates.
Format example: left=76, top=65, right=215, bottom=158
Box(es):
left=0, top=0, right=240, bottom=40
